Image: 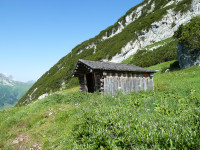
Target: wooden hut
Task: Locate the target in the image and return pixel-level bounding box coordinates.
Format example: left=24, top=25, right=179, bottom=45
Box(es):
left=72, top=59, right=156, bottom=94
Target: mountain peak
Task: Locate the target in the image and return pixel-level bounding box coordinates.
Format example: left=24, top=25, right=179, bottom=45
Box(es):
left=0, top=73, right=15, bottom=87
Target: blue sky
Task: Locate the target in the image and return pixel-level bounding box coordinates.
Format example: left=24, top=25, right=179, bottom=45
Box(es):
left=0, top=0, right=142, bottom=82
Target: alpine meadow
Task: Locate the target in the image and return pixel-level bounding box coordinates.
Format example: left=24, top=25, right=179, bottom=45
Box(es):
left=0, top=0, right=200, bottom=149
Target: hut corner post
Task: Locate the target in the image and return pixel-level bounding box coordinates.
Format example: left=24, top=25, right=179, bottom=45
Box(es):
left=150, top=73, right=154, bottom=90
left=84, top=74, right=89, bottom=92
left=102, top=72, right=107, bottom=94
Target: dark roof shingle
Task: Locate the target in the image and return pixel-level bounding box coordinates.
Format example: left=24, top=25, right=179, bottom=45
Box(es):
left=76, top=59, right=155, bottom=73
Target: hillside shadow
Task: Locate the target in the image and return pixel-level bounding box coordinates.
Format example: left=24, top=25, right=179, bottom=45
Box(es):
left=161, top=60, right=181, bottom=73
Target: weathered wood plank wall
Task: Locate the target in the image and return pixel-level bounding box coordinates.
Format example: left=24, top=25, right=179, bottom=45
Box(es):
left=79, top=71, right=154, bottom=94
left=103, top=72, right=154, bottom=94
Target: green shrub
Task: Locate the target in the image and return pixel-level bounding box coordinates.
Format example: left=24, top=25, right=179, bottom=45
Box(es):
left=170, top=60, right=179, bottom=68
left=174, top=0, right=192, bottom=13
left=174, top=16, right=200, bottom=53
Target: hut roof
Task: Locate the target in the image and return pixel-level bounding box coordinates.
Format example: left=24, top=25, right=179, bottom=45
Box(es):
left=73, top=59, right=156, bottom=76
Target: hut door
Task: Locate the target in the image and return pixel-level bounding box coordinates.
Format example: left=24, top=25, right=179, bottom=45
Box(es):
left=86, top=73, right=94, bottom=93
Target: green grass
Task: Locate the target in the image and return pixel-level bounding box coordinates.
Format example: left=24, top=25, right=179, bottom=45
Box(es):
left=147, top=60, right=177, bottom=71
left=145, top=37, right=174, bottom=51
left=0, top=62, right=200, bottom=149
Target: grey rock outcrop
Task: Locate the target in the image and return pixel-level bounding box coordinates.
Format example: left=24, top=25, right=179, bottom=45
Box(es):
left=111, top=0, right=200, bottom=63
left=177, top=43, right=200, bottom=68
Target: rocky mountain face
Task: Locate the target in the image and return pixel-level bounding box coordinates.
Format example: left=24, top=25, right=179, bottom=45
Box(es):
left=177, top=44, right=200, bottom=68
left=111, top=0, right=200, bottom=62
left=18, top=0, right=200, bottom=106
left=0, top=73, right=33, bottom=110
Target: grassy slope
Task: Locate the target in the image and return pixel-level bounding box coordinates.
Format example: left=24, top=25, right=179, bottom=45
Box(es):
left=18, top=0, right=193, bottom=105
left=1, top=61, right=199, bottom=149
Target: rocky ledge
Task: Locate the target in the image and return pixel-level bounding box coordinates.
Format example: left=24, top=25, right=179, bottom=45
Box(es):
left=177, top=43, right=200, bottom=68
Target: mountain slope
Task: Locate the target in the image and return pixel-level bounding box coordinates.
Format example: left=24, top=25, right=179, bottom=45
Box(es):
left=0, top=73, right=33, bottom=110
left=18, top=0, right=199, bottom=106
left=1, top=62, right=200, bottom=149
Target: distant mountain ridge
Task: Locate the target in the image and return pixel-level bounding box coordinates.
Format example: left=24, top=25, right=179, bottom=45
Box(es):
left=0, top=73, right=33, bottom=110
left=18, top=0, right=199, bottom=106
left=0, top=73, right=16, bottom=87
left=26, top=80, right=36, bottom=84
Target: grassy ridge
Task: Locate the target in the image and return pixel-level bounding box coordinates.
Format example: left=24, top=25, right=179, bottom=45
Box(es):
left=1, top=61, right=199, bottom=149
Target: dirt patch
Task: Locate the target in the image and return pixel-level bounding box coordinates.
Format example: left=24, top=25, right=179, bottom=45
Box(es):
left=12, top=133, right=41, bottom=150
left=11, top=121, right=27, bottom=131
left=29, top=143, right=42, bottom=150
left=18, top=122, right=26, bottom=129
left=12, top=133, right=29, bottom=149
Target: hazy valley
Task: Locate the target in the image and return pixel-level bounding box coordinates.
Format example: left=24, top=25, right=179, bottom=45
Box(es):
left=0, top=73, right=33, bottom=111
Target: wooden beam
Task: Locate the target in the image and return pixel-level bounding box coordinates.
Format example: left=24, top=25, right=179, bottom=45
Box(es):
left=84, top=74, right=88, bottom=92
left=94, top=72, right=96, bottom=91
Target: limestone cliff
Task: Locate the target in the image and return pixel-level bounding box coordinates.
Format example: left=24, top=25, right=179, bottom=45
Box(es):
left=111, top=0, right=200, bottom=62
